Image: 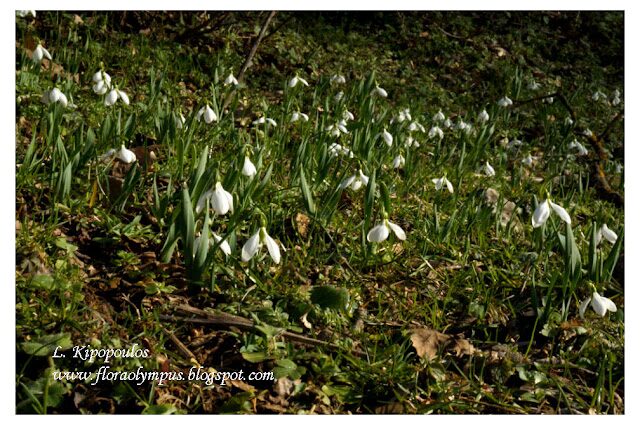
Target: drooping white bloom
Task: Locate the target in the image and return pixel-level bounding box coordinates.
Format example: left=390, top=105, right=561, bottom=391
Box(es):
left=455, top=119, right=468, bottom=131
left=596, top=223, right=618, bottom=245
left=99, top=148, right=117, bottom=163
left=483, top=161, right=495, bottom=177
left=290, top=111, right=309, bottom=123
left=428, top=126, right=444, bottom=139
left=393, top=154, right=405, bottom=169
left=522, top=154, right=534, bottom=166
left=397, top=108, right=412, bottom=123
left=443, top=118, right=453, bottom=129
left=432, top=176, right=453, bottom=193
left=330, top=74, right=346, bottom=85
left=527, top=80, right=541, bottom=90
left=326, top=121, right=348, bottom=137
left=592, top=91, right=606, bottom=102
left=568, top=139, right=588, bottom=156
left=252, top=116, right=277, bottom=127
left=41, top=88, right=68, bottom=108
left=477, top=109, right=490, bottom=123
left=342, top=110, right=355, bottom=121
left=542, top=96, right=554, bottom=104
left=371, top=85, right=388, bottom=98
left=116, top=145, right=136, bottom=164
left=105, top=88, right=130, bottom=106
left=408, top=121, right=426, bottom=133
left=582, top=129, right=593, bottom=137
left=196, top=182, right=233, bottom=215
left=196, top=104, right=217, bottom=123
left=433, top=110, right=445, bottom=122
left=334, top=91, right=344, bottom=102
left=579, top=292, right=617, bottom=318
left=224, top=73, right=239, bottom=86
left=242, top=156, right=257, bottom=177
left=497, top=96, right=513, bottom=107
left=92, top=70, right=111, bottom=95
left=367, top=218, right=406, bottom=243
left=32, top=43, right=52, bottom=63
left=328, top=142, right=353, bottom=158
left=508, top=139, right=523, bottom=149
left=564, top=116, right=574, bottom=126
left=612, top=96, right=621, bottom=106
left=531, top=198, right=571, bottom=228
left=241, top=227, right=281, bottom=264
left=289, top=75, right=309, bottom=88
left=404, top=136, right=419, bottom=149
left=381, top=129, right=393, bottom=147
left=17, top=10, right=36, bottom=18
left=212, top=233, right=232, bottom=256
left=175, top=113, right=186, bottom=129
left=340, top=169, right=369, bottom=191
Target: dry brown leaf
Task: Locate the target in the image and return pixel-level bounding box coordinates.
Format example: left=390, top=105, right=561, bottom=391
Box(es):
left=295, top=212, right=310, bottom=238
left=73, top=14, right=84, bottom=25
left=451, top=336, right=475, bottom=357
left=410, top=328, right=451, bottom=360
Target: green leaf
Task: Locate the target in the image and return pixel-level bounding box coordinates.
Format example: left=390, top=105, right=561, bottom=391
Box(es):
left=300, top=168, right=316, bottom=214
left=603, top=230, right=623, bottom=282
left=180, top=187, right=195, bottom=260
left=31, top=274, right=55, bottom=290
left=21, top=333, right=73, bottom=356
left=142, top=404, right=178, bottom=415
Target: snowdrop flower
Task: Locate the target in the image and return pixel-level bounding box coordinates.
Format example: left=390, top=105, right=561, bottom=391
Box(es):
left=371, top=85, right=388, bottom=98
left=92, top=70, right=111, bottom=95
left=196, top=104, right=217, bottom=123
left=455, top=119, right=468, bottom=131
left=579, top=291, right=617, bottom=318
left=612, top=96, right=621, bottom=106
left=508, top=139, right=523, bottom=149
left=592, top=90, right=606, bottom=102
left=564, top=116, right=574, bottom=126
left=342, top=110, right=355, bottom=121
left=428, top=126, right=444, bottom=139
left=241, top=227, right=281, bottom=264
left=408, top=121, right=425, bottom=132
left=367, top=218, right=406, bottom=243
left=483, top=161, right=495, bottom=177
left=196, top=182, right=233, bottom=215
left=224, top=73, right=239, bottom=86
left=290, top=111, right=309, bottom=123
left=32, top=43, right=52, bottom=63
left=242, top=156, right=257, bottom=178
left=340, top=169, right=369, bottom=191
left=175, top=112, right=186, bottom=129
left=397, top=108, right=412, bottom=122
left=330, top=74, right=346, bottom=85
left=328, top=142, right=353, bottom=158
left=326, top=121, right=348, bottom=137
left=432, top=176, right=453, bottom=193
left=615, top=163, right=623, bottom=174
left=542, top=96, right=554, bottom=104
left=582, top=129, right=593, bottom=137
left=531, top=197, right=571, bottom=228
left=443, top=118, right=453, bottom=129
left=527, top=80, right=541, bottom=90
left=99, top=148, right=117, bottom=163
left=116, top=145, right=136, bottom=164
left=334, top=91, right=344, bottom=102
left=105, top=87, right=130, bottom=106
left=17, top=10, right=36, bottom=18
left=380, top=129, right=393, bottom=147
left=289, top=75, right=309, bottom=88
left=393, top=154, right=405, bottom=169
left=568, top=139, right=588, bottom=156
left=497, top=96, right=513, bottom=107
left=404, top=136, right=419, bottom=149
left=596, top=224, right=618, bottom=245
left=477, top=109, right=490, bottom=123
left=433, top=109, right=446, bottom=122
left=212, top=233, right=232, bottom=256
left=252, top=116, right=277, bottom=127
left=522, top=154, right=534, bottom=167
left=41, top=88, right=68, bottom=108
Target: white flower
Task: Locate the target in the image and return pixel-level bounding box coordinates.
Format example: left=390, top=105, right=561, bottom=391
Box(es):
left=582, top=129, right=593, bottom=137
left=330, top=74, right=346, bottom=85
left=334, top=91, right=344, bottom=102
left=371, top=85, right=388, bottom=98
left=212, top=233, right=232, bottom=256
left=397, top=108, right=411, bottom=122
left=527, top=80, right=541, bottom=90
left=367, top=218, right=406, bottom=243
left=404, top=136, right=419, bottom=149
left=568, top=139, right=588, bottom=156
left=328, top=142, right=353, bottom=158
left=531, top=198, right=571, bottom=228
left=564, top=117, right=574, bottom=126
left=508, top=139, right=523, bottom=149
left=241, top=227, right=281, bottom=264
left=99, top=148, right=117, bottom=163
left=428, top=126, right=444, bottom=139
left=92, top=70, right=111, bottom=95
left=455, top=120, right=468, bottom=131
left=542, top=96, right=554, bottom=104
left=196, top=182, right=233, bottom=215
left=290, top=111, right=309, bottom=122
left=105, top=88, right=130, bottom=106
left=17, top=10, right=36, bottom=18
left=41, top=88, right=68, bottom=108
left=612, top=96, right=621, bottom=106
left=381, top=129, right=393, bottom=147
left=483, top=161, right=495, bottom=177
left=477, top=109, right=490, bottom=123
left=443, top=118, right=453, bottom=128
left=393, top=154, right=405, bottom=169
left=196, top=105, right=217, bottom=123
left=579, top=292, right=617, bottom=318
left=224, top=73, right=239, bottom=86
left=32, top=43, right=52, bottom=63
left=408, top=121, right=425, bottom=132
left=596, top=223, right=618, bottom=245
left=343, top=110, right=355, bottom=121
left=242, top=156, right=257, bottom=177
left=289, top=75, right=309, bottom=88
left=340, top=170, right=369, bottom=191
left=252, top=116, right=277, bottom=127
left=116, top=145, right=136, bottom=164
left=592, top=91, right=606, bottom=102
left=432, top=176, right=453, bottom=193
left=498, top=96, right=513, bottom=107
left=522, top=154, right=534, bottom=166
left=175, top=113, right=186, bottom=129
left=433, top=110, right=446, bottom=122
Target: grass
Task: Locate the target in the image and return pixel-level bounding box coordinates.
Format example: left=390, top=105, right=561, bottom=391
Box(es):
left=15, top=11, right=624, bottom=414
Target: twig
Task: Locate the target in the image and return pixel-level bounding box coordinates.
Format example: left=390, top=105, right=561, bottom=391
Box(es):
left=221, top=11, right=277, bottom=113
left=162, top=326, right=197, bottom=363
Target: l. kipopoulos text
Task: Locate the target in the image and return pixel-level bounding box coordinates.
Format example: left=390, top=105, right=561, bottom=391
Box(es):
left=53, top=343, right=150, bottom=363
